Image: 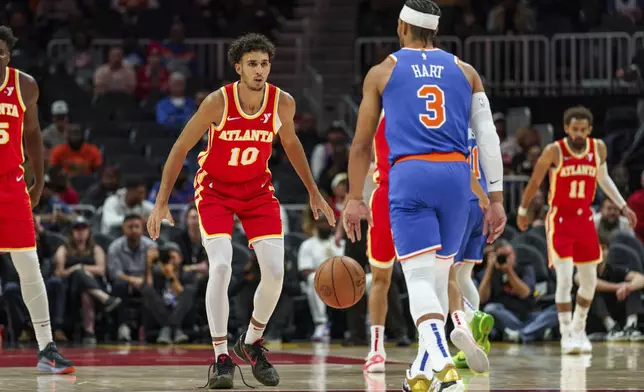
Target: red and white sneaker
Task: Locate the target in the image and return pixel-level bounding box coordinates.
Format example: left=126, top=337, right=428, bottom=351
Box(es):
left=363, top=352, right=386, bottom=373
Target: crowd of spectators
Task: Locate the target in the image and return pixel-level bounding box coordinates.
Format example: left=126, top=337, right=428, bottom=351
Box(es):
left=0, top=0, right=644, bottom=347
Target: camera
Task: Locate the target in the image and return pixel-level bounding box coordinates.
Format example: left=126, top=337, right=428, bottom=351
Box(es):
left=496, top=254, right=507, bottom=265
left=158, top=247, right=171, bottom=264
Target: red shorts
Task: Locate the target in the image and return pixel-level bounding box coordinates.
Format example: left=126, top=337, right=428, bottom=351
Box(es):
left=545, top=206, right=602, bottom=267
left=0, top=168, right=36, bottom=252
left=195, top=174, right=282, bottom=245
left=367, top=182, right=395, bottom=268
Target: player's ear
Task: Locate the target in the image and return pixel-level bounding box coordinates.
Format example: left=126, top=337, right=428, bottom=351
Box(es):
left=588, top=125, right=593, bottom=134
left=235, top=63, right=242, bottom=76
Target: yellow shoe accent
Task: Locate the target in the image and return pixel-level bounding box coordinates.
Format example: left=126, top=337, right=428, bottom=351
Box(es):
left=434, top=365, right=461, bottom=383
left=407, top=374, right=431, bottom=392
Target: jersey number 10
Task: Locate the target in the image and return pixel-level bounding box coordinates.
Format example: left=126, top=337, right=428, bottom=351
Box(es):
left=417, top=85, right=446, bottom=129
left=0, top=123, right=9, bottom=145
left=228, top=147, right=260, bottom=167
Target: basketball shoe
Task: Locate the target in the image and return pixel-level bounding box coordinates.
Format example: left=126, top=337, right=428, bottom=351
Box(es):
left=403, top=366, right=463, bottom=392
left=560, top=331, right=581, bottom=355
left=363, top=352, right=386, bottom=373
left=207, top=354, right=236, bottom=389
left=36, top=343, right=75, bottom=374
left=449, top=326, right=489, bottom=373
left=233, top=333, right=280, bottom=386
left=452, top=311, right=494, bottom=369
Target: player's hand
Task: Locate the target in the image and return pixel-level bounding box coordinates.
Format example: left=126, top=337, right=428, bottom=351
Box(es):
left=616, top=282, right=632, bottom=301
left=28, top=184, right=43, bottom=208
left=484, top=202, right=507, bottom=243
left=342, top=198, right=373, bottom=243
left=147, top=203, right=174, bottom=240
left=621, top=205, right=637, bottom=228
left=310, top=191, right=336, bottom=227
left=479, top=195, right=490, bottom=211
left=516, top=214, right=529, bottom=232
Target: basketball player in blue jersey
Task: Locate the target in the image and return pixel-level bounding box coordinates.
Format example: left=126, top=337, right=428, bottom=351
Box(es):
left=344, top=1, right=506, bottom=391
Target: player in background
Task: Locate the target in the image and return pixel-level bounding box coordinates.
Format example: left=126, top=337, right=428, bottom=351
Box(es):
left=0, top=26, right=74, bottom=374
left=517, top=106, right=637, bottom=354
left=147, top=33, right=335, bottom=389
left=343, top=1, right=506, bottom=390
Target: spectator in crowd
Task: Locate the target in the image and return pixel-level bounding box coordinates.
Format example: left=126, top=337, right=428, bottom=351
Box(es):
left=584, top=243, right=644, bottom=341
left=329, top=172, right=348, bottom=220
left=172, top=204, right=208, bottom=276
left=161, top=21, right=196, bottom=78
left=33, top=176, right=73, bottom=232
left=155, top=72, right=196, bottom=130
left=311, top=125, right=349, bottom=181
left=527, top=189, right=547, bottom=228
left=296, top=113, right=321, bottom=160
left=46, top=165, right=80, bottom=205
left=35, top=0, right=79, bottom=28
left=229, top=0, right=279, bottom=40
left=50, top=125, right=103, bottom=176
left=54, top=216, right=122, bottom=344
left=594, top=198, right=635, bottom=240
left=314, top=126, right=350, bottom=194
left=108, top=214, right=157, bottom=341
left=607, top=0, right=644, bottom=24
left=487, top=0, right=536, bottom=34
left=510, top=127, right=541, bottom=174
left=513, top=145, right=541, bottom=176
left=64, top=30, right=97, bottom=90
left=627, top=169, right=644, bottom=242
left=1, top=216, right=67, bottom=342
left=455, top=5, right=485, bottom=38
left=81, top=165, right=121, bottom=208
left=101, top=178, right=154, bottom=235
left=142, top=244, right=198, bottom=343
left=42, top=100, right=70, bottom=149
left=122, top=36, right=146, bottom=68
left=148, top=160, right=194, bottom=204
left=136, top=42, right=169, bottom=101
left=479, top=240, right=557, bottom=342
left=612, top=165, right=631, bottom=199
left=298, top=208, right=345, bottom=341
left=111, top=0, right=160, bottom=13
left=94, top=46, right=137, bottom=96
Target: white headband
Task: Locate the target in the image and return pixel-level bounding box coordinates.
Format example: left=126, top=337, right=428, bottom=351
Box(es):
left=399, top=5, right=439, bottom=30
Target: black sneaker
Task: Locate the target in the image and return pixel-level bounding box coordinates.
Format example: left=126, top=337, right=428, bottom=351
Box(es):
left=233, top=333, right=279, bottom=386
left=37, top=343, right=75, bottom=374
left=207, top=354, right=235, bottom=389
left=104, top=297, right=122, bottom=313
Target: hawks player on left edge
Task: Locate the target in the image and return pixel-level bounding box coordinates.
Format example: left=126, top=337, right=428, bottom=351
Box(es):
left=0, top=26, right=74, bottom=373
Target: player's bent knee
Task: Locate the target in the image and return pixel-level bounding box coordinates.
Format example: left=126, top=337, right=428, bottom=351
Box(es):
left=254, top=238, right=285, bottom=282
left=371, top=265, right=392, bottom=285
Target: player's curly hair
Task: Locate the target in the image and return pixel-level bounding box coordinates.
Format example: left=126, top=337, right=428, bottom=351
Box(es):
left=404, top=0, right=441, bottom=42
left=227, top=33, right=276, bottom=66
left=563, top=106, right=593, bottom=126
left=0, top=26, right=17, bottom=51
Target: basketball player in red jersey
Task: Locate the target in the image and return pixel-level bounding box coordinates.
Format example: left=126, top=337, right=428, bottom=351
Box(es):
left=147, top=33, right=335, bottom=389
left=0, top=27, right=74, bottom=373
left=517, top=106, right=637, bottom=354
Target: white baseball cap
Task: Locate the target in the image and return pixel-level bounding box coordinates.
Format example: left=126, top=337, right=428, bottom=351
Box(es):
left=51, top=100, right=69, bottom=116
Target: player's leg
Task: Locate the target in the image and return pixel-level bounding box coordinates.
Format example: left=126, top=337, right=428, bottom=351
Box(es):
left=364, top=183, right=396, bottom=373
left=233, top=195, right=283, bottom=386
left=198, top=198, right=237, bottom=389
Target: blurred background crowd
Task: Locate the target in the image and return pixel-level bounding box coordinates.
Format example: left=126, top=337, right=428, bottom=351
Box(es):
left=1, top=0, right=644, bottom=347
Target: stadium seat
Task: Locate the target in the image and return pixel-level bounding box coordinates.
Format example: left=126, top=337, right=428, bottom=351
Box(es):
left=94, top=233, right=115, bottom=252
left=533, top=124, right=554, bottom=148
left=607, top=243, right=641, bottom=271
left=610, top=232, right=644, bottom=271
left=99, top=138, right=144, bottom=157
left=506, top=107, right=532, bottom=137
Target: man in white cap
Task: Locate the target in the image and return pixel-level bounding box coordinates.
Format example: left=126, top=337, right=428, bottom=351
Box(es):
left=42, top=100, right=69, bottom=149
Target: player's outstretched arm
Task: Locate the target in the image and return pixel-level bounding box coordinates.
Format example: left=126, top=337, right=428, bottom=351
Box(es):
left=517, top=143, right=558, bottom=231
left=344, top=64, right=385, bottom=242
left=278, top=91, right=335, bottom=227
left=596, top=140, right=637, bottom=227
left=148, top=90, right=223, bottom=239
left=20, top=72, right=44, bottom=207
left=471, top=172, right=490, bottom=211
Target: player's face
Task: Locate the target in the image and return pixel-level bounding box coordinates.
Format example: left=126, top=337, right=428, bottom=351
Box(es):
left=236, top=51, right=271, bottom=92
left=564, top=118, right=592, bottom=149
left=0, top=40, right=10, bottom=69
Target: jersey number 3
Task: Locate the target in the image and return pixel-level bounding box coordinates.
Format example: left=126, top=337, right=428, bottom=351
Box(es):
left=0, top=123, right=9, bottom=145
left=417, top=85, right=446, bottom=129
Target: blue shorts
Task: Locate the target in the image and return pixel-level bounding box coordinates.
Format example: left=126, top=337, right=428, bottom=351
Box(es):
left=455, top=199, right=486, bottom=263
left=388, top=160, right=470, bottom=260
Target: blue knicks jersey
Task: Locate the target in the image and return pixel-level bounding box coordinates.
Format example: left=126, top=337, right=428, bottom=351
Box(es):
left=382, top=48, right=472, bottom=164
left=467, top=128, right=487, bottom=200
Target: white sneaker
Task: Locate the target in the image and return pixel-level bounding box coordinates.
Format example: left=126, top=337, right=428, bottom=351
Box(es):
left=311, top=323, right=329, bottom=342
left=402, top=368, right=432, bottom=392
left=363, top=351, right=386, bottom=373
left=579, top=332, right=592, bottom=353
left=118, top=324, right=132, bottom=342
left=561, top=332, right=580, bottom=355
left=449, top=326, right=489, bottom=373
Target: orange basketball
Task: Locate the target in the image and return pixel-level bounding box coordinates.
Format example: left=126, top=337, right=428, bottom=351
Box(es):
left=314, top=256, right=366, bottom=309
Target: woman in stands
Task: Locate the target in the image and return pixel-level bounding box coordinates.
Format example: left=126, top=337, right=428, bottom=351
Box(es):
left=54, top=216, right=121, bottom=343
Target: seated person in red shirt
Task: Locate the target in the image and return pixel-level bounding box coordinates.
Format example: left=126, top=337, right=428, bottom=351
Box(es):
left=50, top=125, right=103, bottom=176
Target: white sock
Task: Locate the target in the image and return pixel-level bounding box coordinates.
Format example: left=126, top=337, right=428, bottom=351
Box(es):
left=603, top=317, right=616, bottom=331
left=456, top=263, right=480, bottom=321
left=10, top=251, right=52, bottom=351
left=558, top=311, right=572, bottom=335
left=462, top=298, right=476, bottom=324
left=204, top=237, right=233, bottom=340
left=246, top=238, right=285, bottom=344
left=626, top=314, right=638, bottom=328
left=410, top=336, right=431, bottom=376
left=213, top=340, right=228, bottom=357
left=451, top=311, right=468, bottom=330
left=572, top=305, right=590, bottom=333
left=370, top=325, right=385, bottom=354
left=418, top=319, right=452, bottom=372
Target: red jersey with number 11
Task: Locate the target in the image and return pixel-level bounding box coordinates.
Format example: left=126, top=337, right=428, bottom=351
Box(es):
left=548, top=138, right=600, bottom=214
left=373, top=112, right=389, bottom=184
left=197, top=81, right=281, bottom=187
left=0, top=67, right=27, bottom=176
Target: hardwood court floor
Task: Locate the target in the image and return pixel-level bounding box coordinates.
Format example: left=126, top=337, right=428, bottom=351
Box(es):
left=0, top=341, right=642, bottom=391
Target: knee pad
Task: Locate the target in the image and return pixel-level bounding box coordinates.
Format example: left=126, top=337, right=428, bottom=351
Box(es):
left=205, top=237, right=233, bottom=277
left=554, top=259, right=574, bottom=304
left=253, top=238, right=285, bottom=283
left=401, top=253, right=442, bottom=322
left=576, top=263, right=598, bottom=301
